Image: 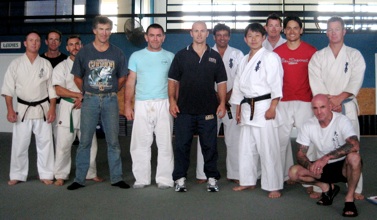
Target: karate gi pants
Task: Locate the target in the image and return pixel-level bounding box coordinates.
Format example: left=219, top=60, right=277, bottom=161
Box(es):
left=54, top=126, right=98, bottom=180
left=238, top=121, right=283, bottom=191
left=277, top=101, right=312, bottom=181
left=130, top=99, right=174, bottom=187
left=10, top=119, right=54, bottom=181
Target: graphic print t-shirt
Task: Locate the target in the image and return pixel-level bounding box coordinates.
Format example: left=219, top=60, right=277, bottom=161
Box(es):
left=71, top=43, right=127, bottom=94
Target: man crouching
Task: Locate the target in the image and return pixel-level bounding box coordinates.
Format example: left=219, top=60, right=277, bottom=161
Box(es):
left=289, top=94, right=361, bottom=217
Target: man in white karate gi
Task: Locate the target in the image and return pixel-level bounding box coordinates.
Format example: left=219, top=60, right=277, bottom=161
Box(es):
left=230, top=23, right=284, bottom=198
left=309, top=16, right=365, bottom=200
left=52, top=35, right=103, bottom=186
left=1, top=31, right=57, bottom=185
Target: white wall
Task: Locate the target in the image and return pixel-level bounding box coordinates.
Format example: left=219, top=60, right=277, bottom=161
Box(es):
left=0, top=54, right=22, bottom=133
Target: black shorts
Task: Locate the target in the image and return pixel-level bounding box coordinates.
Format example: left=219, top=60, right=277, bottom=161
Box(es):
left=315, top=159, right=347, bottom=183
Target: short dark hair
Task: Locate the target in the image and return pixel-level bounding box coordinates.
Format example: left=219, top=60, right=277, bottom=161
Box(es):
left=213, top=23, right=231, bottom=36
left=92, top=16, right=113, bottom=30
left=46, top=29, right=63, bottom=42
left=283, top=15, right=303, bottom=29
left=244, top=23, right=266, bottom=37
left=327, top=16, right=345, bottom=29
left=146, top=23, right=164, bottom=35
left=25, top=30, right=41, bottom=41
left=266, top=13, right=282, bottom=26
left=66, top=34, right=81, bottom=44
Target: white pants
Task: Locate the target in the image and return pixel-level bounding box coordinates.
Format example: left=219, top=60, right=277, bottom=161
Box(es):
left=130, top=99, right=174, bottom=187
left=52, top=103, right=59, bottom=145
left=10, top=119, right=54, bottom=181
left=344, top=100, right=363, bottom=194
left=238, top=122, right=283, bottom=191
left=196, top=104, right=240, bottom=180
left=277, top=101, right=313, bottom=181
left=54, top=126, right=98, bottom=180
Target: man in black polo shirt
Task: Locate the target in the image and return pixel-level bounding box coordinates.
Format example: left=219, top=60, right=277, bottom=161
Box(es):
left=168, top=21, right=227, bottom=192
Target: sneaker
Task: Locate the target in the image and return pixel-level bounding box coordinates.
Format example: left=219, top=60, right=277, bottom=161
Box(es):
left=157, top=183, right=172, bottom=190
left=175, top=177, right=187, bottom=192
left=207, top=177, right=219, bottom=192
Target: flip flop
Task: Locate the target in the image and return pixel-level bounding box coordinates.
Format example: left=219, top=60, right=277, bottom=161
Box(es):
left=342, top=202, right=358, bottom=217
left=316, top=184, right=340, bottom=206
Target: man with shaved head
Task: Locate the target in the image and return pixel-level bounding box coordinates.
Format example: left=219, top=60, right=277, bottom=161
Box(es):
left=168, top=21, right=227, bottom=192
left=289, top=94, right=362, bottom=217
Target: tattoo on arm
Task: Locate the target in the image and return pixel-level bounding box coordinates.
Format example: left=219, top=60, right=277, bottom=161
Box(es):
left=326, top=135, right=359, bottom=159
left=297, top=144, right=311, bottom=169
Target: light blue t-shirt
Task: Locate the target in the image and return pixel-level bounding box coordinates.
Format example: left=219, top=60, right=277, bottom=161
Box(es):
left=128, top=48, right=174, bottom=100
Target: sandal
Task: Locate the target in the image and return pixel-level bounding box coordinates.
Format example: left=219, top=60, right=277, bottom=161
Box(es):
left=316, top=184, right=340, bottom=206
left=342, top=202, right=358, bottom=217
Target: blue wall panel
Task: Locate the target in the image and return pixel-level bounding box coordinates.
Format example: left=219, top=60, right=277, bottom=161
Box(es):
left=1, top=32, right=376, bottom=88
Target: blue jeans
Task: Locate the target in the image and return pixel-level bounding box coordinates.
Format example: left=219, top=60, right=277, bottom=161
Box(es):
left=74, top=92, right=123, bottom=185
left=172, top=113, right=220, bottom=181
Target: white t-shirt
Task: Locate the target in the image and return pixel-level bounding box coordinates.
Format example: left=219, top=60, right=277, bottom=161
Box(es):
left=297, top=112, right=357, bottom=163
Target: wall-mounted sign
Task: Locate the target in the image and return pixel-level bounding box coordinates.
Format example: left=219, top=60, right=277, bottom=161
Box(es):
left=1, top=42, right=21, bottom=49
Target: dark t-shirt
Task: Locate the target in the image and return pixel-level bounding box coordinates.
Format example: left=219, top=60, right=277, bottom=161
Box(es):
left=40, top=53, right=68, bottom=68
left=71, top=43, right=128, bottom=94
left=168, top=44, right=227, bottom=114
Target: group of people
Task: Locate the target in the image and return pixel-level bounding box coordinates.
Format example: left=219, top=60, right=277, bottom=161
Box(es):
left=2, top=16, right=130, bottom=190
left=1, top=14, right=365, bottom=217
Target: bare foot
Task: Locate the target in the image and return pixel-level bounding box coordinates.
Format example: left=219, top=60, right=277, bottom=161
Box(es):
left=354, top=193, right=364, bottom=200
left=54, top=179, right=64, bottom=186
left=268, top=191, right=281, bottom=198
left=285, top=179, right=296, bottom=185
left=8, top=180, right=20, bottom=185
left=196, top=179, right=206, bottom=184
left=91, top=176, right=104, bottom=182
left=40, top=179, right=53, bottom=185
left=309, top=192, right=321, bottom=199
left=306, top=186, right=321, bottom=199
left=227, top=178, right=240, bottom=184
left=233, top=185, right=256, bottom=191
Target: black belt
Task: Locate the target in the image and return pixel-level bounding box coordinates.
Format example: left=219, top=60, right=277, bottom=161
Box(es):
left=240, top=94, right=271, bottom=120
left=17, top=97, right=49, bottom=122
left=226, top=103, right=232, bottom=119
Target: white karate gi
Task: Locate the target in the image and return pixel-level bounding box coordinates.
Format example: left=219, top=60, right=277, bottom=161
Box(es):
left=52, top=58, right=99, bottom=180
left=229, top=48, right=284, bottom=191
left=1, top=54, right=56, bottom=181
left=131, top=99, right=174, bottom=186
left=309, top=43, right=365, bottom=194
left=278, top=101, right=313, bottom=178
left=262, top=36, right=286, bottom=51
left=196, top=45, right=244, bottom=180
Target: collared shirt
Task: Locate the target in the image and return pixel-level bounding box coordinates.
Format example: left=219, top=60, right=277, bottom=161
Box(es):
left=168, top=44, right=227, bottom=114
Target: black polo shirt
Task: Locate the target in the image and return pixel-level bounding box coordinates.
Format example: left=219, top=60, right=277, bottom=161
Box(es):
left=168, top=44, right=227, bottom=115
